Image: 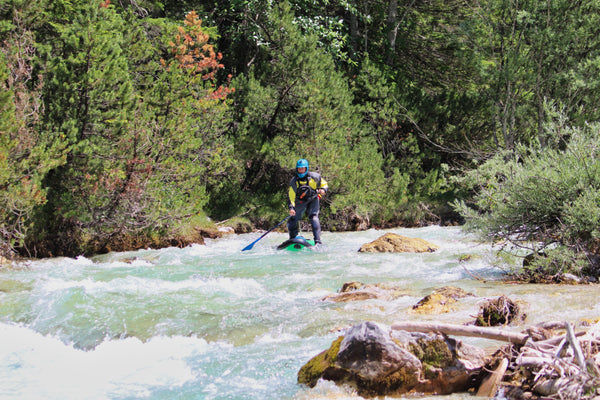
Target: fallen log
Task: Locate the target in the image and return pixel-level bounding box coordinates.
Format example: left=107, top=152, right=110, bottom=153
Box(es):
left=391, top=321, right=529, bottom=344
left=531, top=330, right=586, bottom=348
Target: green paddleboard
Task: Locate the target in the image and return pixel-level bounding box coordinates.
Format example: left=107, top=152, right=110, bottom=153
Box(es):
left=277, top=236, right=315, bottom=251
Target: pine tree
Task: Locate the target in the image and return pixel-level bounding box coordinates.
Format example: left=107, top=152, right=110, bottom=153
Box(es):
left=0, top=7, right=65, bottom=258
left=36, top=1, right=137, bottom=255
left=234, top=2, right=388, bottom=224
left=35, top=6, right=237, bottom=255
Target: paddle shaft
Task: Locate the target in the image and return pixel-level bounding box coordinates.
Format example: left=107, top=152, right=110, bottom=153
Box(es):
left=242, top=215, right=290, bottom=251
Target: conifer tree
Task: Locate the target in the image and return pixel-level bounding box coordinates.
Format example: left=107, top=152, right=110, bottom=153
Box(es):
left=234, top=2, right=388, bottom=224
left=0, top=7, right=65, bottom=258
left=35, top=6, right=237, bottom=255
left=129, top=10, right=238, bottom=239
left=36, top=1, right=137, bottom=254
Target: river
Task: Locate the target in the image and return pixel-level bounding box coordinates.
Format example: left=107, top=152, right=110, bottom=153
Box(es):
left=1, top=226, right=598, bottom=400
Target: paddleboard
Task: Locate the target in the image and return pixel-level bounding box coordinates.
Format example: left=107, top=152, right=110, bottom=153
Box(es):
left=277, top=236, right=315, bottom=251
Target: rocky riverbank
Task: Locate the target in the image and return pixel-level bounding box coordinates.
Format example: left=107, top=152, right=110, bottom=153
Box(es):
left=298, top=319, right=600, bottom=399
left=298, top=232, right=600, bottom=399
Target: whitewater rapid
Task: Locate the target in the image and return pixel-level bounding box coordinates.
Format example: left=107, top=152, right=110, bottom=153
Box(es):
left=1, top=226, right=598, bottom=400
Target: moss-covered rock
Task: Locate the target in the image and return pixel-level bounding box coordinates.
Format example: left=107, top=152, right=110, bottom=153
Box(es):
left=409, top=337, right=454, bottom=369
left=297, top=336, right=344, bottom=387
left=298, top=321, right=487, bottom=397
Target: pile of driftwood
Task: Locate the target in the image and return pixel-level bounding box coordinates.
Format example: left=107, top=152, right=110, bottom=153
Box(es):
left=391, top=321, right=600, bottom=399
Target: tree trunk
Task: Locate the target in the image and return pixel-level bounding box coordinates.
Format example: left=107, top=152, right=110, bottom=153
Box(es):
left=386, top=0, right=398, bottom=65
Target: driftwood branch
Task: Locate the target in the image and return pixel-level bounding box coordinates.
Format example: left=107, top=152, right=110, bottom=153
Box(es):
left=391, top=321, right=529, bottom=344
left=567, top=322, right=587, bottom=370
left=391, top=321, right=600, bottom=399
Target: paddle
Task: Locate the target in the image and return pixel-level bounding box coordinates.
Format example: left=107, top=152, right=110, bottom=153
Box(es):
left=241, top=215, right=290, bottom=251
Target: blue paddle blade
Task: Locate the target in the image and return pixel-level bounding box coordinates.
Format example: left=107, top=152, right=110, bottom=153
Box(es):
left=241, top=215, right=290, bottom=252
left=241, top=240, right=258, bottom=251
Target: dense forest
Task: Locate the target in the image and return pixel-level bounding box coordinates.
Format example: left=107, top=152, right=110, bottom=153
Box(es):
left=1, top=0, right=599, bottom=274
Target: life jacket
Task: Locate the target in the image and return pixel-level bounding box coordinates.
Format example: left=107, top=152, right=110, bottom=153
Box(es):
left=295, top=177, right=318, bottom=205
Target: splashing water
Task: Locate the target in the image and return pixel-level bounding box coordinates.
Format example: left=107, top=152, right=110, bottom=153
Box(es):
left=1, top=226, right=598, bottom=400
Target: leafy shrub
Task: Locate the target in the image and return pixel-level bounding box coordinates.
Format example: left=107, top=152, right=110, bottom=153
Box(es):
left=453, top=118, right=600, bottom=278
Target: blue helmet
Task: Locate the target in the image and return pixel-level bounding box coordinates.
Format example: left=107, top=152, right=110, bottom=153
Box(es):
left=296, top=159, right=309, bottom=178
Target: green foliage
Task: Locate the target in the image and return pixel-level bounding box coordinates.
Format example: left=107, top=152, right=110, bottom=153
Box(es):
left=351, top=56, right=457, bottom=224
left=28, top=5, right=237, bottom=255
left=34, top=2, right=137, bottom=254
left=522, top=247, right=590, bottom=280
left=462, top=0, right=600, bottom=149
left=232, top=2, right=388, bottom=224
left=0, top=8, right=66, bottom=257
left=454, top=115, right=600, bottom=277
left=136, top=11, right=237, bottom=225
left=2, top=0, right=600, bottom=258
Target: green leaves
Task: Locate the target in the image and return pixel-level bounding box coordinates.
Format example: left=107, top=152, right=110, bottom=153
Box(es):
left=454, top=115, right=600, bottom=276
left=0, top=7, right=66, bottom=257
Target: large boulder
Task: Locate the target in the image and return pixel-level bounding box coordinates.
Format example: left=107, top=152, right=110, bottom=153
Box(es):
left=298, top=321, right=421, bottom=395
left=359, top=233, right=439, bottom=253
left=298, top=321, right=487, bottom=397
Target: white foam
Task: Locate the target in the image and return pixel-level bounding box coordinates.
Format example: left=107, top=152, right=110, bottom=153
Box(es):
left=38, top=275, right=265, bottom=297
left=0, top=323, right=207, bottom=400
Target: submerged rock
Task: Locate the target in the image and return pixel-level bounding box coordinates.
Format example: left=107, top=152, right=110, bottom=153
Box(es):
left=298, top=321, right=486, bottom=397
left=411, top=286, right=474, bottom=314
left=358, top=233, right=439, bottom=253
left=322, top=281, right=408, bottom=302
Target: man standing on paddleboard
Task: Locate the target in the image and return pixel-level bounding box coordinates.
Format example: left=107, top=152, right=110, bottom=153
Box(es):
left=287, top=159, right=328, bottom=245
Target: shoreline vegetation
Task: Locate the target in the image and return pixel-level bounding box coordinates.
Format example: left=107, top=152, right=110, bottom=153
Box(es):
left=299, top=237, right=600, bottom=399
left=2, top=1, right=600, bottom=279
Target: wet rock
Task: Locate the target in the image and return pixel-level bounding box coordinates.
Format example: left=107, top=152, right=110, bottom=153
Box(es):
left=0, top=256, right=13, bottom=267
left=351, top=213, right=369, bottom=231
left=323, top=291, right=380, bottom=302
left=336, top=321, right=422, bottom=383
left=322, top=281, right=408, bottom=302
left=297, top=336, right=344, bottom=387
left=217, top=226, right=235, bottom=235
left=231, top=219, right=253, bottom=234
left=358, top=233, right=439, bottom=253
left=0, top=279, right=32, bottom=293
left=195, top=227, right=225, bottom=239
left=411, top=286, right=474, bottom=314
left=340, top=281, right=363, bottom=292
left=298, top=321, right=487, bottom=397
left=410, top=335, right=486, bottom=395
left=555, top=273, right=581, bottom=284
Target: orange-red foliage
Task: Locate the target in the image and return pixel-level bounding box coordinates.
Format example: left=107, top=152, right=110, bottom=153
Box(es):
left=163, top=11, right=234, bottom=102
left=171, top=11, right=224, bottom=81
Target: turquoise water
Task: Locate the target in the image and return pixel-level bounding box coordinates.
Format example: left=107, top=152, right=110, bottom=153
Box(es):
left=1, top=226, right=599, bottom=400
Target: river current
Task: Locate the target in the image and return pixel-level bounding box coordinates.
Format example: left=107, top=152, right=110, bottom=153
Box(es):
left=1, top=226, right=599, bottom=400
